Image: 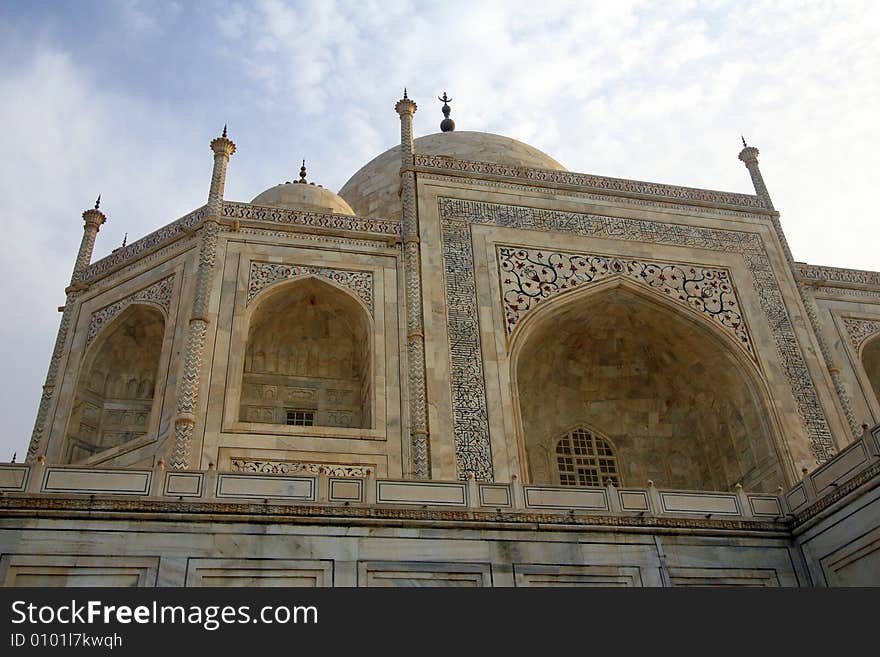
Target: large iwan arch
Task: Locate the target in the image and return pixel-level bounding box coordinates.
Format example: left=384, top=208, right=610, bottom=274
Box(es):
left=861, top=333, right=880, bottom=407
left=239, top=276, right=372, bottom=429
left=64, top=304, right=165, bottom=463
left=511, top=278, right=786, bottom=493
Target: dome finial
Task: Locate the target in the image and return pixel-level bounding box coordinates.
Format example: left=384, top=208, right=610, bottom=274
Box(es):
left=297, top=159, right=307, bottom=184
left=439, top=92, right=455, bottom=132
left=94, top=194, right=101, bottom=210
left=403, top=87, right=408, bottom=99
left=222, top=124, right=227, bottom=138
left=741, top=135, right=747, bottom=148
left=122, top=232, right=127, bottom=248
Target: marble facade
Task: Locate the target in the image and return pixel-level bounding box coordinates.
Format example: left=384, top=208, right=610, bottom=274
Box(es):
left=6, top=94, right=880, bottom=585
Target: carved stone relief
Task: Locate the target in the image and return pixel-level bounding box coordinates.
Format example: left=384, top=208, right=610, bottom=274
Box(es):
left=86, top=275, right=175, bottom=346
left=497, top=246, right=754, bottom=356
left=247, top=261, right=373, bottom=313
left=842, top=318, right=880, bottom=350
left=230, top=458, right=370, bottom=477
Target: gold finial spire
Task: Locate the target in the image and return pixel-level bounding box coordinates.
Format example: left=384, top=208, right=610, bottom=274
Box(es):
left=439, top=92, right=455, bottom=132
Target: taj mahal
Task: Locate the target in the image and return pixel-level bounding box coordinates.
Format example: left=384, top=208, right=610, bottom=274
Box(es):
left=0, top=92, right=878, bottom=586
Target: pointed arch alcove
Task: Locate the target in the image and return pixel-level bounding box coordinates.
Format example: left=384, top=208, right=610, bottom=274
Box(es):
left=64, top=304, right=166, bottom=463
left=239, top=276, right=372, bottom=429
left=862, top=334, right=880, bottom=407
left=511, top=278, right=785, bottom=493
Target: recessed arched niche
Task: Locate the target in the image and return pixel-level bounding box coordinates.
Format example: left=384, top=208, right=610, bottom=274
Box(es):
left=64, top=304, right=165, bottom=463
left=513, top=281, right=784, bottom=493
left=239, top=277, right=371, bottom=429
left=862, top=334, right=880, bottom=406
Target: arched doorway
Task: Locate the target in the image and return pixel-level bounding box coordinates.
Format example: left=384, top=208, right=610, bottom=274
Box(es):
left=862, top=334, right=880, bottom=406
left=64, top=304, right=165, bottom=463
left=239, top=277, right=371, bottom=429
left=512, top=281, right=784, bottom=492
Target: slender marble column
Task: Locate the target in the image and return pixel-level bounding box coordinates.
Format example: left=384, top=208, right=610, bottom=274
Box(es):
left=395, top=92, right=431, bottom=478
left=27, top=198, right=106, bottom=461
left=169, top=128, right=235, bottom=470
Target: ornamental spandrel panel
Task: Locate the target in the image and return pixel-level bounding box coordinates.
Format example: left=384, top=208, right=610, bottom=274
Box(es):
left=842, top=318, right=880, bottom=350
left=86, top=275, right=175, bottom=346
left=246, top=261, right=373, bottom=314
left=497, top=246, right=754, bottom=357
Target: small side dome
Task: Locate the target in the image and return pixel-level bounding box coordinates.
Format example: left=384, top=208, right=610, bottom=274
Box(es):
left=251, top=183, right=355, bottom=215
left=251, top=163, right=354, bottom=215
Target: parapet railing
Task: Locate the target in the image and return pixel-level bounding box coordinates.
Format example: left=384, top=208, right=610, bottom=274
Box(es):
left=2, top=425, right=877, bottom=525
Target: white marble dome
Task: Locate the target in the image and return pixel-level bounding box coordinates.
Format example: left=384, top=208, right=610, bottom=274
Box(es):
left=339, top=131, right=565, bottom=219
left=251, top=180, right=355, bottom=216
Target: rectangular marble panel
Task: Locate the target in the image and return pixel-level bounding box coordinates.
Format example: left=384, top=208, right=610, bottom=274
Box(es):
left=786, top=484, right=808, bottom=511
left=42, top=467, right=150, bottom=495
left=524, top=486, right=608, bottom=510
left=667, top=567, right=780, bottom=587
left=748, top=495, right=783, bottom=517
left=619, top=490, right=650, bottom=512
left=358, top=561, right=491, bottom=587
left=376, top=481, right=467, bottom=506
left=164, top=472, right=203, bottom=497
left=216, top=473, right=315, bottom=501
left=329, top=478, right=363, bottom=502
left=186, top=559, right=333, bottom=587
left=819, top=526, right=880, bottom=586
left=514, top=564, right=642, bottom=587
left=660, top=492, right=740, bottom=515
left=810, top=440, right=869, bottom=495
left=0, top=555, right=158, bottom=587
left=479, top=484, right=512, bottom=508
left=0, top=465, right=28, bottom=491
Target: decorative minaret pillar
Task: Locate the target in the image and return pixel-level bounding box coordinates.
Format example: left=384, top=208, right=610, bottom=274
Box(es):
left=395, top=90, right=431, bottom=479
left=27, top=197, right=106, bottom=462
left=738, top=138, right=774, bottom=210
left=169, top=127, right=235, bottom=470
left=739, top=139, right=859, bottom=452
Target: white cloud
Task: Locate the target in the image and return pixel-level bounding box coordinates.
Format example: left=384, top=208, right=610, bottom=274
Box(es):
left=1, top=1, right=878, bottom=459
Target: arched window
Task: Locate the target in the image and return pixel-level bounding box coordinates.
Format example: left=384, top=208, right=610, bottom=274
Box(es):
left=64, top=304, right=165, bottom=463
left=555, top=427, right=620, bottom=487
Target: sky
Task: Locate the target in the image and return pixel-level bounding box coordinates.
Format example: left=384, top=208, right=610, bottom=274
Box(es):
left=0, top=0, right=878, bottom=460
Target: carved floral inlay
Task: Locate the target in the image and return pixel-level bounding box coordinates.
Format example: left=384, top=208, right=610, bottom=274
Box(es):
left=223, top=201, right=400, bottom=236
left=842, top=318, right=880, bottom=350
left=86, top=275, right=175, bottom=346
left=498, top=246, right=753, bottom=355
left=230, top=458, right=370, bottom=477
left=247, top=262, right=373, bottom=313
